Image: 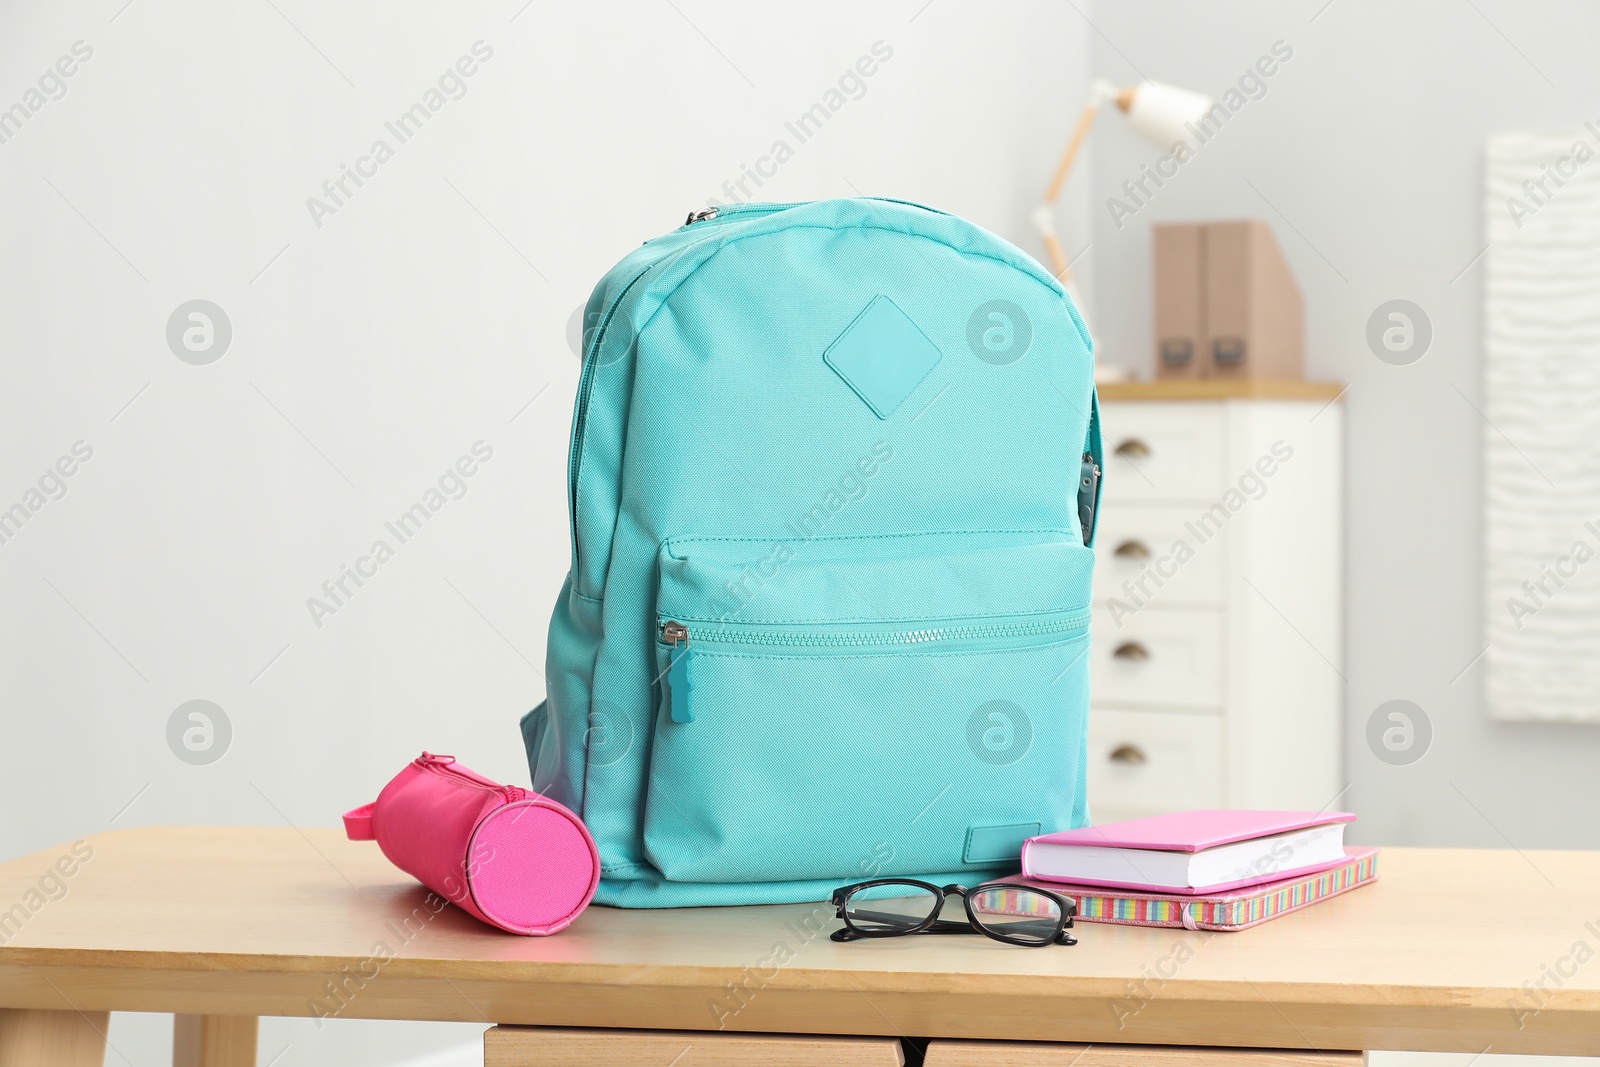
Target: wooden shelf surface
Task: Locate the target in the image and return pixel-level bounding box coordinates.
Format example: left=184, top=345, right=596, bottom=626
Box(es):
left=1096, top=379, right=1347, bottom=402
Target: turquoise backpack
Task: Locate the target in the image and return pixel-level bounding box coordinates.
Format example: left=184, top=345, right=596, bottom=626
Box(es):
left=522, top=198, right=1101, bottom=907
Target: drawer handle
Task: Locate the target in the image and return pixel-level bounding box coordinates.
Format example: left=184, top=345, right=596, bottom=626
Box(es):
left=1114, top=438, right=1151, bottom=459
left=1112, top=641, right=1150, bottom=661
left=1109, top=744, right=1148, bottom=765
left=1113, top=540, right=1151, bottom=560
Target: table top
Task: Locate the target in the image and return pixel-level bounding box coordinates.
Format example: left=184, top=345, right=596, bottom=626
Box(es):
left=1, top=828, right=1597, bottom=1055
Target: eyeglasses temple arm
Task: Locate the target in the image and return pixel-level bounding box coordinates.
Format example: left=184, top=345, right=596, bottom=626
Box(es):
left=837, top=909, right=985, bottom=935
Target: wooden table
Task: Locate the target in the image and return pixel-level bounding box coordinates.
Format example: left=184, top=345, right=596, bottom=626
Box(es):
left=1, top=828, right=1597, bottom=1066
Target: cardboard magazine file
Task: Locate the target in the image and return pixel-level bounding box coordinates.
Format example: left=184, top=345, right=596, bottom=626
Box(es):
left=1153, top=222, right=1204, bottom=378
left=1154, top=219, right=1305, bottom=380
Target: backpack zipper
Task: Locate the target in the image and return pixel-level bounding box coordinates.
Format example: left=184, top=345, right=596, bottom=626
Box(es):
left=572, top=203, right=806, bottom=585
left=572, top=197, right=954, bottom=586
left=680, top=201, right=810, bottom=228
left=660, top=612, right=1088, bottom=650
left=681, top=198, right=951, bottom=228
left=1077, top=452, right=1101, bottom=546
left=657, top=610, right=1089, bottom=725
left=569, top=265, right=657, bottom=582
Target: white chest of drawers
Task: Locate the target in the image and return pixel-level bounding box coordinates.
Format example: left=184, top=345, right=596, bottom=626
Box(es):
left=1087, top=381, right=1345, bottom=823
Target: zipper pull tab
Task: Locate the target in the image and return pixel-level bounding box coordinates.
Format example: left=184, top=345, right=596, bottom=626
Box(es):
left=1077, top=452, right=1100, bottom=546
left=684, top=207, right=718, bottom=225
left=418, top=751, right=456, bottom=766
left=662, top=621, right=695, bottom=723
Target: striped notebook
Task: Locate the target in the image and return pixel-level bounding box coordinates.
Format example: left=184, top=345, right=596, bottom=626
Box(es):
left=992, top=847, right=1379, bottom=931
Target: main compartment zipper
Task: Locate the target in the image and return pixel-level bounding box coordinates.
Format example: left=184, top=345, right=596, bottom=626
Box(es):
left=569, top=205, right=799, bottom=585
left=656, top=610, right=1089, bottom=725
left=416, top=752, right=528, bottom=802
left=570, top=197, right=960, bottom=588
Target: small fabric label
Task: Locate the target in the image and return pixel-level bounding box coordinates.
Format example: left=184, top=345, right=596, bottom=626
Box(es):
left=964, top=821, right=1041, bottom=865
left=822, top=295, right=943, bottom=419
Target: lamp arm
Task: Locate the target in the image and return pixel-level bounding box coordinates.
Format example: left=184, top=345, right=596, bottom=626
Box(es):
left=1044, top=100, right=1101, bottom=206
left=1035, top=99, right=1101, bottom=280
left=1043, top=79, right=1120, bottom=207
left=1035, top=80, right=1128, bottom=281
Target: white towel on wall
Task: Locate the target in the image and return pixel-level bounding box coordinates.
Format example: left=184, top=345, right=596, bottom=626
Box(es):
left=1484, top=129, right=1600, bottom=723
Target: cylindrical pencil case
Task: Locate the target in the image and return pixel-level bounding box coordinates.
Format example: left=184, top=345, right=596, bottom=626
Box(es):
left=343, top=751, right=599, bottom=935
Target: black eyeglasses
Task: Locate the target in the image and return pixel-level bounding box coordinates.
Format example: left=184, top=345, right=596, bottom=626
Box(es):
left=830, top=879, right=1077, bottom=946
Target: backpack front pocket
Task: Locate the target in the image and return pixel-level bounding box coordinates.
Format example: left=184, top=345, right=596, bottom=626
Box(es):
left=641, top=531, right=1094, bottom=885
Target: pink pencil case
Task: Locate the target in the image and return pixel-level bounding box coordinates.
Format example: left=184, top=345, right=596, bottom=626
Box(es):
left=343, top=752, right=599, bottom=935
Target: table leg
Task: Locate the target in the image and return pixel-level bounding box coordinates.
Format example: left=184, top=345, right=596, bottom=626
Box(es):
left=173, top=1014, right=258, bottom=1067
left=0, top=1007, right=110, bottom=1067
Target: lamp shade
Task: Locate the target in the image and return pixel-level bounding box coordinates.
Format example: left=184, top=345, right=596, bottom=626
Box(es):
left=1123, top=80, right=1214, bottom=152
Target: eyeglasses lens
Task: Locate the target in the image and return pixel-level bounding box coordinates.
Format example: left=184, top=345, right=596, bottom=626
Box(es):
left=843, top=883, right=942, bottom=934
left=968, top=886, right=1062, bottom=943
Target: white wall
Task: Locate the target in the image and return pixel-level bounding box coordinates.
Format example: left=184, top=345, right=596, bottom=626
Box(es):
left=0, top=1, right=1090, bottom=1063
left=1084, top=0, right=1600, bottom=851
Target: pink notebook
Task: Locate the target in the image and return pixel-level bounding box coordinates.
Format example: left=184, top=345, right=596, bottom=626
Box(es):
left=1021, top=809, right=1357, bottom=894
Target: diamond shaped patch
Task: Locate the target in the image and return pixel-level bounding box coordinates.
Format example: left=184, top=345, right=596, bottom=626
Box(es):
left=822, top=295, right=942, bottom=419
